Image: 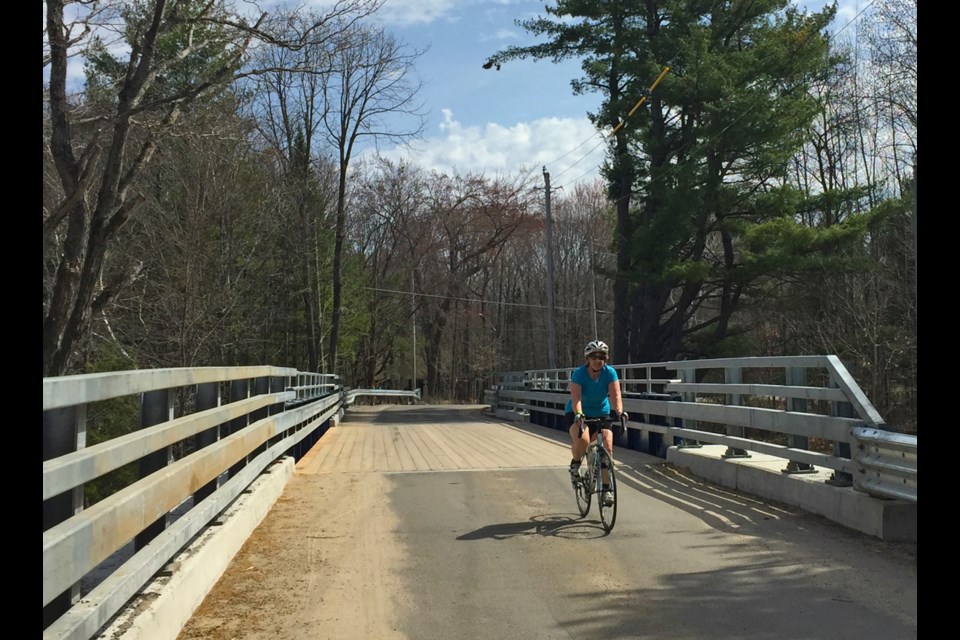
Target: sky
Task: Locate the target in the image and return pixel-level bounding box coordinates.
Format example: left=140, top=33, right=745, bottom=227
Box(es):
left=47, top=0, right=866, bottom=191
left=356, top=0, right=865, bottom=190
left=367, top=0, right=611, bottom=189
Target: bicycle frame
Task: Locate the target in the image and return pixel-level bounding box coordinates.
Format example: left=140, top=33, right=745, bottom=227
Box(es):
left=573, top=415, right=622, bottom=532
left=581, top=419, right=612, bottom=492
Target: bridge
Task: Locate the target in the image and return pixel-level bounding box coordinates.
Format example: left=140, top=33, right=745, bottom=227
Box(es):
left=42, top=356, right=917, bottom=639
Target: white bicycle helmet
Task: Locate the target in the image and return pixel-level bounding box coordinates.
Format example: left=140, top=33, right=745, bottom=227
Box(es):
left=583, top=340, right=609, bottom=357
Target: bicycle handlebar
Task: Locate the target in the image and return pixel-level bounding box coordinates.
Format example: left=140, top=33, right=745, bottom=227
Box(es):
left=577, top=414, right=628, bottom=438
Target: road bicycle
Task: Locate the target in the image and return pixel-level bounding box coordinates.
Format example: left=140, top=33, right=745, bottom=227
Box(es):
left=571, top=414, right=626, bottom=533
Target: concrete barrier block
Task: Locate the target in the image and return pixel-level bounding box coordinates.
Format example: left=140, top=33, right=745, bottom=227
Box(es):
left=95, top=457, right=296, bottom=640
left=667, top=445, right=916, bottom=542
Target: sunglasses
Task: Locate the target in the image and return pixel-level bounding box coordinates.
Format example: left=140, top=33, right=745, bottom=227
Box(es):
left=588, top=353, right=608, bottom=361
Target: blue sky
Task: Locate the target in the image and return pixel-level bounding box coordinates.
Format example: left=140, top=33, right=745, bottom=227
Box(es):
left=361, top=0, right=864, bottom=189
left=48, top=1, right=864, bottom=191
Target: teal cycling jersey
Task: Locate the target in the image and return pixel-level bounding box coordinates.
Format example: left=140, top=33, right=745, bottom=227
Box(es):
left=564, top=364, right=619, bottom=416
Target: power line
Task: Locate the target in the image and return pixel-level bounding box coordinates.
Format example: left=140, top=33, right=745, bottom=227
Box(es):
left=548, top=67, right=671, bottom=184
left=364, top=286, right=610, bottom=314
left=550, top=4, right=880, bottom=194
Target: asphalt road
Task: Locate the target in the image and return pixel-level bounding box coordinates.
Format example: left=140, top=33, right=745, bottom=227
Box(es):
left=178, top=405, right=917, bottom=640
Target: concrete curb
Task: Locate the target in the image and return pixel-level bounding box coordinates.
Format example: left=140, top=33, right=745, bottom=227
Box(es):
left=96, top=457, right=295, bottom=640
left=667, top=444, right=917, bottom=542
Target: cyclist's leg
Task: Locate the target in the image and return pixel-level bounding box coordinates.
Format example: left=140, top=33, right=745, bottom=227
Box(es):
left=600, top=421, right=614, bottom=486
left=567, top=412, right=588, bottom=464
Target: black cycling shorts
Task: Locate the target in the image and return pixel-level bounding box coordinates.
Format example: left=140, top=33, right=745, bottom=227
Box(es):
left=565, top=411, right=616, bottom=435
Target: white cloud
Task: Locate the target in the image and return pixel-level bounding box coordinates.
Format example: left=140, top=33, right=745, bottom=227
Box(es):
left=375, top=108, right=608, bottom=187
left=374, top=0, right=457, bottom=26
left=490, top=28, right=517, bottom=41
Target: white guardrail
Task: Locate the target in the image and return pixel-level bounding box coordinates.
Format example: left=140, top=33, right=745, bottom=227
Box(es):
left=486, top=355, right=916, bottom=504
left=43, top=368, right=351, bottom=640
left=345, top=388, right=422, bottom=404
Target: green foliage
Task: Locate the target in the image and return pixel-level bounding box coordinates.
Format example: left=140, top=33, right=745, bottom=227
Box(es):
left=741, top=210, right=876, bottom=275
left=84, top=0, right=243, bottom=109
left=489, top=0, right=848, bottom=361
left=80, top=343, right=140, bottom=507
left=687, top=330, right=757, bottom=360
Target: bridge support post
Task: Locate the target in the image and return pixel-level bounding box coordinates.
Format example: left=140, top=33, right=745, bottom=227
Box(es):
left=248, top=377, right=271, bottom=461
left=228, top=379, right=250, bottom=478
left=826, top=392, right=855, bottom=487
left=43, top=405, right=84, bottom=630
left=136, top=389, right=174, bottom=550
left=783, top=367, right=816, bottom=474
left=722, top=367, right=751, bottom=459
left=195, top=382, right=221, bottom=503
left=672, top=369, right=701, bottom=449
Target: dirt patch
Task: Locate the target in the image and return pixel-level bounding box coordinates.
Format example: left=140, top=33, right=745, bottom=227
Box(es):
left=177, top=471, right=406, bottom=640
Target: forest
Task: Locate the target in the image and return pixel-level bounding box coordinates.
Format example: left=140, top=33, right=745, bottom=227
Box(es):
left=43, top=0, right=916, bottom=433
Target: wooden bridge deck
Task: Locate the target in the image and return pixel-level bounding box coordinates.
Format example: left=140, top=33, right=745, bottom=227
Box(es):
left=296, top=404, right=577, bottom=474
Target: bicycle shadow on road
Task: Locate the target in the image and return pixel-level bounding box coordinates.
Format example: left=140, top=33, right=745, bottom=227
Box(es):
left=456, top=513, right=610, bottom=541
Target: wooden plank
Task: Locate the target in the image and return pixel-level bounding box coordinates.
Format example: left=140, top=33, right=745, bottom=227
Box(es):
left=331, top=425, right=360, bottom=472
left=415, top=425, right=462, bottom=469
left=323, top=426, right=347, bottom=472
left=360, top=425, right=378, bottom=471
left=343, top=427, right=367, bottom=471
left=390, top=427, right=419, bottom=471
left=449, top=424, right=513, bottom=468
left=382, top=425, right=404, bottom=472
left=295, top=427, right=340, bottom=474
left=405, top=426, right=447, bottom=470
left=373, top=424, right=390, bottom=470
left=420, top=425, right=479, bottom=469
left=302, top=410, right=574, bottom=474
left=396, top=426, right=431, bottom=471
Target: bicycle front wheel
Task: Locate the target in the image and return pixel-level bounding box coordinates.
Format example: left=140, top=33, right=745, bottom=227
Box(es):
left=598, top=449, right=617, bottom=532
left=574, top=467, right=591, bottom=517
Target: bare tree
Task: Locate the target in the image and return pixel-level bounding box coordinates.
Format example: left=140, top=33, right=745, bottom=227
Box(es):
left=415, top=172, right=539, bottom=397
left=42, top=0, right=382, bottom=376
left=760, top=4, right=918, bottom=433
left=243, top=11, right=345, bottom=372
left=861, top=0, right=916, bottom=146
left=345, top=157, right=425, bottom=387
left=551, top=180, right=616, bottom=362
left=321, top=22, right=426, bottom=371
left=108, top=101, right=279, bottom=368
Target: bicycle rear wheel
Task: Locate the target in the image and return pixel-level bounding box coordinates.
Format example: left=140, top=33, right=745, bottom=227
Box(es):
left=598, top=449, right=617, bottom=532
left=573, top=467, right=591, bottom=517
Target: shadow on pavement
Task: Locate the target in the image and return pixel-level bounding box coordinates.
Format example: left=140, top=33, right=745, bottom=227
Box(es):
left=456, top=513, right=610, bottom=540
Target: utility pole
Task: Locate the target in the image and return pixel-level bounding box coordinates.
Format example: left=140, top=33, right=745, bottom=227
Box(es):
left=410, top=271, right=417, bottom=392
left=912, top=154, right=917, bottom=311
left=543, top=167, right=558, bottom=369
left=588, top=242, right=598, bottom=339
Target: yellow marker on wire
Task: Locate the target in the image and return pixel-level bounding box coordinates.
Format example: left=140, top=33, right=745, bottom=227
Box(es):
left=608, top=66, right=671, bottom=137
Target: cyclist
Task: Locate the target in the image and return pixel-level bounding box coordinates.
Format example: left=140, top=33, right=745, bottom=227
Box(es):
left=565, top=340, right=628, bottom=507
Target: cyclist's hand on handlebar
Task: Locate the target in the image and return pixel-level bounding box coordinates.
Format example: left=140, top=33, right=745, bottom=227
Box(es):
left=614, top=410, right=628, bottom=438
left=575, top=412, right=586, bottom=437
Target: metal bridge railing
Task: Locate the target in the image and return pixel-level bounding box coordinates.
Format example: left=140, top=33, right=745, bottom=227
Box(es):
left=43, top=367, right=343, bottom=640
left=487, top=355, right=917, bottom=504
left=344, top=388, right=422, bottom=405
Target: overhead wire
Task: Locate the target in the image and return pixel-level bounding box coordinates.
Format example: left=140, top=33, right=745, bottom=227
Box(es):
left=385, top=5, right=884, bottom=315
left=548, top=66, right=671, bottom=185
left=365, top=286, right=607, bottom=313
left=545, top=2, right=879, bottom=196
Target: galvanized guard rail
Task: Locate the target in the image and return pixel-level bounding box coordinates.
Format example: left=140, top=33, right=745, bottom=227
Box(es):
left=487, top=355, right=917, bottom=503
left=43, top=367, right=343, bottom=640
left=345, top=388, right=422, bottom=405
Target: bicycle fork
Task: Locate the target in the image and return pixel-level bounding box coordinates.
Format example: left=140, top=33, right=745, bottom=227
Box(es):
left=587, top=445, right=611, bottom=491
